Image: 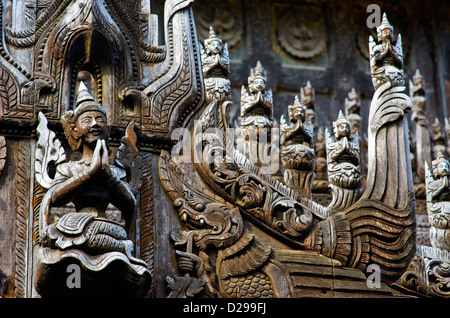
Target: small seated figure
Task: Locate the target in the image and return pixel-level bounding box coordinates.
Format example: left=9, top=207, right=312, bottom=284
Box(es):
left=240, top=61, right=273, bottom=131
left=425, top=152, right=450, bottom=250
left=300, top=81, right=316, bottom=130
left=200, top=26, right=231, bottom=104
left=280, top=95, right=314, bottom=167
left=280, top=95, right=315, bottom=197
left=427, top=152, right=450, bottom=202
left=326, top=111, right=361, bottom=212
left=35, top=83, right=150, bottom=297
left=369, top=13, right=404, bottom=90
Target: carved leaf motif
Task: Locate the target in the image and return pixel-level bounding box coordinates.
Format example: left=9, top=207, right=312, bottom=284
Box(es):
left=115, top=121, right=143, bottom=195
left=0, top=65, right=18, bottom=112
left=35, top=112, right=66, bottom=189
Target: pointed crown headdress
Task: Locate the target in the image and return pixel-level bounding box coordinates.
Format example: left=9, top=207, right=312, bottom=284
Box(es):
left=377, top=13, right=394, bottom=38
left=248, top=61, right=267, bottom=83
left=205, top=26, right=222, bottom=47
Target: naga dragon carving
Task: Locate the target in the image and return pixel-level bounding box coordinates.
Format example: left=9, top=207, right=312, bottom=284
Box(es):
left=160, top=12, right=415, bottom=297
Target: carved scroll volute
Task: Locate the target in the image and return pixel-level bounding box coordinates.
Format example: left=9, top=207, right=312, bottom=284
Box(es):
left=35, top=112, right=66, bottom=190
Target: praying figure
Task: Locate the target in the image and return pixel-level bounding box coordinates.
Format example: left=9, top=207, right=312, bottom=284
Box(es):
left=369, top=13, right=404, bottom=90
left=35, top=83, right=150, bottom=297
left=200, top=26, right=231, bottom=104
left=280, top=95, right=315, bottom=198
left=326, top=111, right=361, bottom=213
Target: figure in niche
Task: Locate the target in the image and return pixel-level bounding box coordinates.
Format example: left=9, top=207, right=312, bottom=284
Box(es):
left=35, top=83, right=150, bottom=297
left=240, top=61, right=273, bottom=168
left=280, top=95, right=315, bottom=198
left=326, top=110, right=361, bottom=213
left=369, top=13, right=404, bottom=90
left=200, top=26, right=231, bottom=104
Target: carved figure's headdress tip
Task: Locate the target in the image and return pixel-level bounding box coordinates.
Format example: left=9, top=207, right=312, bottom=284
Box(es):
left=414, top=69, right=423, bottom=79
left=378, top=12, right=393, bottom=33
left=250, top=61, right=266, bottom=79
left=207, top=26, right=220, bottom=41
left=76, top=81, right=95, bottom=106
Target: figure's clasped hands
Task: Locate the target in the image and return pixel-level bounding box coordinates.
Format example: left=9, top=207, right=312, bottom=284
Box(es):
left=88, top=139, right=114, bottom=182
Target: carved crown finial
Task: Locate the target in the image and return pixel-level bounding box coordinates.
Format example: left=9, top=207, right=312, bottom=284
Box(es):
left=73, top=81, right=107, bottom=118
left=413, top=69, right=423, bottom=82
left=249, top=61, right=267, bottom=81
left=377, top=13, right=394, bottom=36
left=76, top=81, right=95, bottom=106
left=205, top=26, right=222, bottom=46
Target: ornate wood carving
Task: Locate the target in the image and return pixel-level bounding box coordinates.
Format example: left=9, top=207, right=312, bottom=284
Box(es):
left=33, top=85, right=151, bottom=297
left=161, top=19, right=417, bottom=297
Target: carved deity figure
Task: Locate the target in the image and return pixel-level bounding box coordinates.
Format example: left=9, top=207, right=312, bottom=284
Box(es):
left=410, top=69, right=432, bottom=182
left=326, top=110, right=361, bottom=212
left=369, top=13, right=404, bottom=90
left=344, top=88, right=361, bottom=138
left=240, top=61, right=274, bottom=168
left=280, top=95, right=315, bottom=198
left=432, top=118, right=447, bottom=160
left=35, top=83, right=150, bottom=297
left=200, top=26, right=231, bottom=104
left=300, top=81, right=316, bottom=131
left=426, top=152, right=450, bottom=250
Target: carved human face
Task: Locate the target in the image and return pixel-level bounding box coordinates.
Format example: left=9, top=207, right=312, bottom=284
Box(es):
left=75, top=110, right=109, bottom=148
left=291, top=106, right=305, bottom=123
left=436, top=161, right=450, bottom=178
left=207, top=39, right=222, bottom=54
left=249, top=76, right=266, bottom=93
left=378, top=27, right=392, bottom=41
left=336, top=122, right=350, bottom=138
